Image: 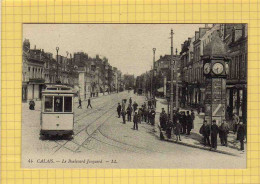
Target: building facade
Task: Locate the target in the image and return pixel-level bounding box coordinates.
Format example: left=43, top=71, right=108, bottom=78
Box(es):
left=179, top=24, right=247, bottom=122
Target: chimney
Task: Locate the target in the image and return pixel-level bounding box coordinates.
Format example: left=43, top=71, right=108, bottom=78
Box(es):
left=160, top=55, right=162, bottom=59
left=34, top=45, right=36, bottom=49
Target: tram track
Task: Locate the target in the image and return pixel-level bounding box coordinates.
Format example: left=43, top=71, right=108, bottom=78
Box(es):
left=52, top=104, right=117, bottom=154
left=52, top=92, right=128, bottom=154
left=53, top=92, right=161, bottom=154
left=74, top=101, right=163, bottom=154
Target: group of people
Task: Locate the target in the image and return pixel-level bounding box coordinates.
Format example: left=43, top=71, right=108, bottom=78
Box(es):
left=117, top=97, right=156, bottom=130
left=199, top=119, right=246, bottom=151
left=159, top=108, right=195, bottom=141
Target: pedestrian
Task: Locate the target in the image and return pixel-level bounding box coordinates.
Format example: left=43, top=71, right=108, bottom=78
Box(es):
left=211, top=120, right=219, bottom=150
left=232, top=113, right=240, bottom=133
left=129, top=97, right=132, bottom=105
left=180, top=112, right=187, bottom=134
left=191, top=110, right=195, bottom=129
left=87, top=97, right=92, bottom=108
left=133, top=112, right=138, bottom=130
left=143, top=107, right=148, bottom=122
left=147, top=109, right=151, bottom=124
left=166, top=120, right=172, bottom=139
left=121, top=110, right=126, bottom=124
left=141, top=105, right=145, bottom=121
left=143, top=102, right=147, bottom=110
left=172, top=111, right=178, bottom=125
left=174, top=119, right=182, bottom=141
left=29, top=100, right=35, bottom=110
left=133, top=101, right=138, bottom=113
left=186, top=111, right=193, bottom=135
left=126, top=104, right=132, bottom=122
left=122, top=100, right=126, bottom=113
left=199, top=120, right=211, bottom=147
left=237, top=121, right=246, bottom=151
left=148, top=99, right=152, bottom=109
left=150, top=108, right=156, bottom=126
left=141, top=105, right=146, bottom=121
left=219, top=120, right=229, bottom=146
left=138, top=108, right=143, bottom=123
left=78, top=98, right=82, bottom=109
left=159, top=108, right=167, bottom=131
left=117, top=103, right=122, bottom=118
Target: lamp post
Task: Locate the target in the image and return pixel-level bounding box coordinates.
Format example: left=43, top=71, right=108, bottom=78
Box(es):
left=175, top=48, right=179, bottom=109
left=56, top=47, right=59, bottom=83
left=170, top=29, right=174, bottom=123
left=97, top=66, right=99, bottom=96
left=152, top=48, right=156, bottom=99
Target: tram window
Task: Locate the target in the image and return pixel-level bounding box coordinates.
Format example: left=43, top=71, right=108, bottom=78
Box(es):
left=64, top=97, right=72, bottom=112
left=54, top=96, right=63, bottom=112
left=45, top=96, right=53, bottom=112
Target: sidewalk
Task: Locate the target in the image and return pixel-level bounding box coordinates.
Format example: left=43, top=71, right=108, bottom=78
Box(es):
left=153, top=97, right=246, bottom=156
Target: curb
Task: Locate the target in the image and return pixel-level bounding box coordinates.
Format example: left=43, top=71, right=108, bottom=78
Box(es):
left=154, top=130, right=239, bottom=157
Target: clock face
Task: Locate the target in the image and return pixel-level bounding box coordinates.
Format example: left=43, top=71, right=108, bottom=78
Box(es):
left=212, top=63, right=224, bottom=75
left=203, top=63, right=211, bottom=74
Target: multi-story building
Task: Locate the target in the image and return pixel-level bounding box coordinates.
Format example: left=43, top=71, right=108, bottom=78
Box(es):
left=42, top=51, right=57, bottom=84
left=222, top=24, right=247, bottom=122
left=22, top=40, right=45, bottom=101
left=22, top=40, right=125, bottom=101
left=179, top=24, right=247, bottom=121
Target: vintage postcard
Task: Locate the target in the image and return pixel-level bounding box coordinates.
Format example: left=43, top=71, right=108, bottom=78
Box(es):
left=22, top=24, right=247, bottom=168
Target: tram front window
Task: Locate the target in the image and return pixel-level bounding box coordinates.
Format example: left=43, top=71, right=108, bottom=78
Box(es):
left=54, top=96, right=63, bottom=112
left=45, top=96, right=53, bottom=112
left=64, top=97, right=72, bottom=112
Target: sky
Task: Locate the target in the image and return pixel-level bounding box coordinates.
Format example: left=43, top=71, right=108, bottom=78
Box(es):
left=23, top=24, right=206, bottom=76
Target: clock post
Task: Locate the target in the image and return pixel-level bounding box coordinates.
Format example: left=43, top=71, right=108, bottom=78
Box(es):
left=202, top=35, right=230, bottom=126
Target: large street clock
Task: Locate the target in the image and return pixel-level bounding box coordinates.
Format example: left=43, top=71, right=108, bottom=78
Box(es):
left=203, top=59, right=229, bottom=77
left=212, top=62, right=224, bottom=75
left=203, top=63, right=211, bottom=74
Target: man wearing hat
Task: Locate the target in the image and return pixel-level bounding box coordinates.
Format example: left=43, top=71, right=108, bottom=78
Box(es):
left=211, top=120, right=219, bottom=150
left=160, top=108, right=167, bottom=131
left=150, top=107, right=156, bottom=126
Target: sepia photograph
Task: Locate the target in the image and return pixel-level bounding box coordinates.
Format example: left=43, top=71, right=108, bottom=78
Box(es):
left=22, top=24, right=247, bottom=168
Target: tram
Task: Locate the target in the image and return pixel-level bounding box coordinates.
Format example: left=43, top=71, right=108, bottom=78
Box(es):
left=40, top=84, right=75, bottom=138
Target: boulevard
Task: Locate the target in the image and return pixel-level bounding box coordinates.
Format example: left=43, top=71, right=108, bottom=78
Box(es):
left=22, top=91, right=246, bottom=168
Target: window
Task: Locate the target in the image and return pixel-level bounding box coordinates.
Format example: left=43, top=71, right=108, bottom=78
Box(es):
left=45, top=96, right=53, bottom=112
left=54, top=96, right=63, bottom=112
left=64, top=97, right=72, bottom=112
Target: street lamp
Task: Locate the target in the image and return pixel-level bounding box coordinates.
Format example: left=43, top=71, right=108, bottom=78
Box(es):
left=151, top=48, right=156, bottom=99
left=170, top=29, right=174, bottom=123
left=56, top=47, right=60, bottom=83
left=175, top=48, right=179, bottom=109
